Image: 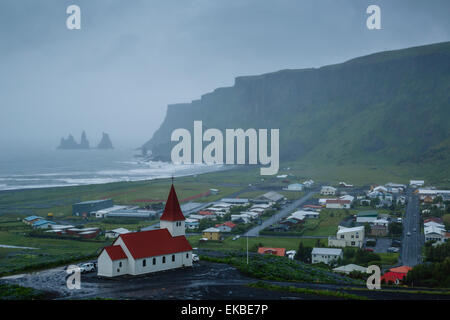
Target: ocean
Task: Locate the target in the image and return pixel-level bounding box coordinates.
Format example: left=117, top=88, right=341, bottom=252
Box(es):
left=0, top=146, right=223, bottom=191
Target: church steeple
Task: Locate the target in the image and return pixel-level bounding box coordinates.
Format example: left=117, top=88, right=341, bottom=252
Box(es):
left=160, top=184, right=186, bottom=237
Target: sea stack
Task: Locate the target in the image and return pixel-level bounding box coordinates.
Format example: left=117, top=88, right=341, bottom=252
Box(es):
left=97, top=132, right=114, bottom=149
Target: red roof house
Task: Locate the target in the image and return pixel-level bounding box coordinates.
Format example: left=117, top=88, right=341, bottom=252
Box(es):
left=381, top=266, right=412, bottom=284
left=257, top=247, right=286, bottom=257
left=215, top=221, right=236, bottom=232
left=198, top=211, right=215, bottom=216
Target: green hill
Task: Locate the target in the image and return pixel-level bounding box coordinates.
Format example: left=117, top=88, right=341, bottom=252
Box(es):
left=143, top=42, right=450, bottom=182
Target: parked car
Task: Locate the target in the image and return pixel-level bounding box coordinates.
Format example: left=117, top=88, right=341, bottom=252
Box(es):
left=192, top=254, right=199, bottom=262
left=232, top=235, right=240, bottom=241
left=79, top=262, right=95, bottom=273
left=407, top=232, right=411, bottom=236
left=364, top=248, right=374, bottom=252
left=387, top=247, right=400, bottom=253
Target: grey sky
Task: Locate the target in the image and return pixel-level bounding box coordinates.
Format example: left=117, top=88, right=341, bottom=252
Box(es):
left=1, top=0, right=449, bottom=149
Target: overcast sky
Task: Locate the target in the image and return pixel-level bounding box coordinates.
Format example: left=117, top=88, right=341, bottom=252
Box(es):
left=1, top=0, right=449, bottom=149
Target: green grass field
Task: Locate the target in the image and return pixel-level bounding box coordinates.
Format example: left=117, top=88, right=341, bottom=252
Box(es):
left=187, top=235, right=326, bottom=251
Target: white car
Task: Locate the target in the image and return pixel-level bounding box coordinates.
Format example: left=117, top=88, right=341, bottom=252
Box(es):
left=232, top=235, right=241, bottom=241
left=192, top=254, right=199, bottom=262
left=79, top=262, right=95, bottom=273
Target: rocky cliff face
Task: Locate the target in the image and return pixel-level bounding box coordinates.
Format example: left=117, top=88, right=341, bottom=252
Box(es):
left=142, top=42, right=450, bottom=168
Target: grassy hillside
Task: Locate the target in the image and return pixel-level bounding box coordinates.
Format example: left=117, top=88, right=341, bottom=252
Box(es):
left=144, top=42, right=450, bottom=181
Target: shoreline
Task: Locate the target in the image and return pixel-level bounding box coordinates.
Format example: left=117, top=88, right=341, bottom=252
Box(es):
left=0, top=164, right=230, bottom=194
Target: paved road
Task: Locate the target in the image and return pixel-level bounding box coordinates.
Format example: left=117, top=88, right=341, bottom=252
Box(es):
left=243, top=190, right=317, bottom=237
left=401, top=190, right=423, bottom=267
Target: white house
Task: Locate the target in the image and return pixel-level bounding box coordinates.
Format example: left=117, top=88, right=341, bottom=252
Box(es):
left=287, top=210, right=319, bottom=221
left=410, top=180, right=425, bottom=187
left=424, top=221, right=445, bottom=230
left=321, top=186, right=337, bottom=195
left=97, top=184, right=193, bottom=277
left=424, top=226, right=446, bottom=243
left=333, top=264, right=368, bottom=275
left=328, top=226, right=365, bottom=248
left=105, top=227, right=131, bottom=239
left=311, top=248, right=343, bottom=265
left=325, top=199, right=351, bottom=209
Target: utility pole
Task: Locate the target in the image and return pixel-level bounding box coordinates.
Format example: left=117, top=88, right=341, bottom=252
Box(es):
left=247, top=235, right=249, bottom=264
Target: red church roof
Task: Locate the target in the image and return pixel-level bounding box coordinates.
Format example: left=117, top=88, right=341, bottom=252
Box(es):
left=116, top=229, right=192, bottom=259
left=160, top=184, right=186, bottom=221
left=103, top=245, right=127, bottom=261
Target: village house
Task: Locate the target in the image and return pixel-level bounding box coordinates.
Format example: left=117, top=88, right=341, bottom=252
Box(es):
left=215, top=221, right=236, bottom=232
left=105, top=228, right=131, bottom=239
left=202, top=227, right=222, bottom=241
left=259, top=191, right=285, bottom=203
left=381, top=266, right=412, bottom=284
left=333, top=264, right=368, bottom=275
left=325, top=199, right=351, bottom=209
left=185, top=218, right=199, bottom=230
left=321, top=186, right=337, bottom=196
left=311, top=248, right=343, bottom=265
left=257, top=247, right=286, bottom=257
left=328, top=226, right=365, bottom=248
left=356, top=211, right=378, bottom=224
left=370, top=219, right=389, bottom=236
left=22, top=215, right=43, bottom=225
left=97, top=184, right=193, bottom=277
left=32, top=220, right=56, bottom=229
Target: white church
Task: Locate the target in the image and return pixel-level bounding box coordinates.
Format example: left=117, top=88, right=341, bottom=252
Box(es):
left=97, top=184, right=193, bottom=277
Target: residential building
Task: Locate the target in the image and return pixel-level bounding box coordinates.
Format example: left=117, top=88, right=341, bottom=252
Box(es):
left=325, top=199, right=351, bottom=209
left=287, top=210, right=319, bottom=221
left=410, top=180, right=425, bottom=187
left=321, top=186, right=337, bottom=196
left=333, top=264, right=368, bottom=275
left=215, top=221, right=236, bottom=233
left=259, top=191, right=285, bottom=203
left=185, top=218, right=199, bottom=230
left=22, top=216, right=43, bottom=225
left=32, top=220, right=56, bottom=229
left=105, top=228, right=131, bottom=239
left=97, top=184, right=192, bottom=278
left=202, top=227, right=222, bottom=241
left=311, top=248, right=343, bottom=265
left=381, top=266, right=412, bottom=284
left=257, top=247, right=286, bottom=257
left=356, top=211, right=378, bottom=224
left=370, top=219, right=389, bottom=236
left=328, top=226, right=365, bottom=248
left=424, top=225, right=446, bottom=243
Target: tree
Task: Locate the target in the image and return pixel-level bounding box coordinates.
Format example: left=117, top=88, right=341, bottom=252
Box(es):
left=296, top=242, right=312, bottom=263
left=364, top=222, right=371, bottom=235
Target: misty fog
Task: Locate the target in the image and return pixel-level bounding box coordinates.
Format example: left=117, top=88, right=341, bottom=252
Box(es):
left=1, top=0, right=449, bottom=150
